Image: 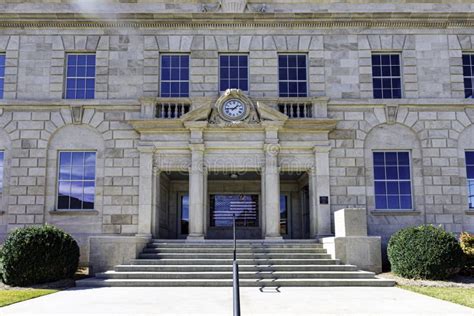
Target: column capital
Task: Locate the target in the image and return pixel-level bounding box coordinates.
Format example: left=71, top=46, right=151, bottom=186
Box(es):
left=138, top=144, right=155, bottom=154
left=263, top=143, right=280, bottom=155
left=189, top=143, right=205, bottom=152
left=313, top=145, right=331, bottom=153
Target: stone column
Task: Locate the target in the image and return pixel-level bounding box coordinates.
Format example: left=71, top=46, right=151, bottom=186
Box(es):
left=308, top=167, right=318, bottom=238
left=151, top=167, right=161, bottom=238
left=136, top=145, right=154, bottom=238
left=187, top=143, right=205, bottom=240
left=314, top=146, right=332, bottom=237
left=264, top=144, right=282, bottom=240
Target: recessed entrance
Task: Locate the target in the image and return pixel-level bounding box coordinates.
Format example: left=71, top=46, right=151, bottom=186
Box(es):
left=206, top=171, right=261, bottom=239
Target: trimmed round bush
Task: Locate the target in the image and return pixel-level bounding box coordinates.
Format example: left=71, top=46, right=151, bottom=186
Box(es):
left=388, top=225, right=464, bottom=280
left=0, top=225, right=79, bottom=286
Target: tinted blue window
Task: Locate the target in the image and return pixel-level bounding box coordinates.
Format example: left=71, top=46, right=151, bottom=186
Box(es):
left=0, top=151, right=3, bottom=193
left=372, top=54, right=402, bottom=99
left=462, top=54, right=474, bottom=98
left=373, top=151, right=412, bottom=210
left=58, top=151, right=96, bottom=210
left=219, top=55, right=248, bottom=91
left=160, top=55, right=190, bottom=97
left=65, top=54, right=95, bottom=99
left=278, top=54, right=307, bottom=97
left=467, top=151, right=474, bottom=208
left=0, top=54, right=4, bottom=99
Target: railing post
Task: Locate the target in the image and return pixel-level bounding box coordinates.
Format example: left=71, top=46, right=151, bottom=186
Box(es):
left=232, top=214, right=241, bottom=316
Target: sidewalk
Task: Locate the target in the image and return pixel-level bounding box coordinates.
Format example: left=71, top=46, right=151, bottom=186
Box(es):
left=1, top=286, right=472, bottom=316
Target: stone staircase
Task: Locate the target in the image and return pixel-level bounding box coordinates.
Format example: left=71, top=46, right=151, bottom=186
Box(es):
left=77, top=240, right=394, bottom=287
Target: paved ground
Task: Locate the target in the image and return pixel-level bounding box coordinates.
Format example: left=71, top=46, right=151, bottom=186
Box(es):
left=1, top=286, right=472, bottom=315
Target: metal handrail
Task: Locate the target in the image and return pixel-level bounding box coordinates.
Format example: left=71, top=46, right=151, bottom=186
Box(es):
left=233, top=214, right=241, bottom=316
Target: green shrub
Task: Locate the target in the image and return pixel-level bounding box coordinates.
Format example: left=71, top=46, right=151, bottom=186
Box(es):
left=0, top=225, right=79, bottom=286
left=460, top=232, right=474, bottom=276
left=387, top=225, right=464, bottom=280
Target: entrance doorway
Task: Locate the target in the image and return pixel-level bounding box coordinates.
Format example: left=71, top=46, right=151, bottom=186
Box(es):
left=206, top=171, right=261, bottom=239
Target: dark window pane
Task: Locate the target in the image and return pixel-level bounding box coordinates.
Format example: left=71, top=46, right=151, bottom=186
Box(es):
left=230, top=67, right=238, bottom=78
left=180, top=82, right=189, bottom=96
left=375, top=195, right=387, bottom=209
left=385, top=166, right=398, bottom=180
left=391, top=55, right=400, bottom=65
left=67, top=55, right=77, bottom=65
left=180, top=68, right=189, bottom=81
left=171, top=55, right=180, bottom=67
left=382, top=89, right=391, bottom=98
left=466, top=151, right=474, bottom=165
left=463, top=66, right=471, bottom=77
left=393, top=89, right=402, bottom=99
left=373, top=152, right=385, bottom=165
left=279, top=55, right=287, bottom=67
left=288, top=55, right=297, bottom=67
left=374, top=182, right=386, bottom=194
left=398, top=166, right=410, bottom=180
left=75, top=90, right=85, bottom=99
left=374, top=167, right=385, bottom=180
left=297, top=55, right=306, bottom=67
left=382, top=66, right=391, bottom=77
left=372, top=55, right=381, bottom=65
left=288, top=69, right=297, bottom=80
left=372, top=66, right=381, bottom=77
left=398, top=152, right=409, bottom=165
left=467, top=166, right=474, bottom=179
left=381, top=55, right=390, bottom=65
left=373, top=89, right=382, bottom=99
left=387, top=196, right=400, bottom=209
left=373, top=78, right=382, bottom=89
left=161, top=56, right=170, bottom=68
left=181, top=56, right=189, bottom=68
left=67, top=66, right=76, bottom=77
left=462, top=54, right=470, bottom=65
left=400, top=196, right=412, bottom=209
left=87, top=55, right=96, bottom=66
left=385, top=152, right=397, bottom=165
left=239, top=55, right=247, bottom=67
left=386, top=181, right=399, bottom=194
left=171, top=68, right=180, bottom=80
left=399, top=182, right=411, bottom=195
left=77, top=55, right=86, bottom=65
left=392, top=78, right=401, bottom=89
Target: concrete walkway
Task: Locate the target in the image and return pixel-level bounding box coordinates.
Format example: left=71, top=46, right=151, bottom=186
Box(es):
left=1, top=287, right=472, bottom=316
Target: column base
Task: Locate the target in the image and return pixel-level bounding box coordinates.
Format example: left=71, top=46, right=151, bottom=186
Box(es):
left=186, top=234, right=205, bottom=241
left=135, top=233, right=152, bottom=239
left=265, top=235, right=283, bottom=241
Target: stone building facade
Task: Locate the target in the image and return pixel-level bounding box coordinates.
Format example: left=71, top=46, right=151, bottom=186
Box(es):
left=0, top=0, right=473, bottom=267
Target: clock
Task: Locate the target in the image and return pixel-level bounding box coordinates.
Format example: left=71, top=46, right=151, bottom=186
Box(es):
left=221, top=98, right=247, bottom=120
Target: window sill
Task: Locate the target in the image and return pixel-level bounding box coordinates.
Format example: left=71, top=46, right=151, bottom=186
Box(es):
left=466, top=210, right=474, bottom=215
left=49, top=210, right=99, bottom=216
left=370, top=210, right=422, bottom=216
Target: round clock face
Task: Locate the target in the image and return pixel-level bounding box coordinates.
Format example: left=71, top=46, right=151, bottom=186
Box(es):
left=222, top=99, right=246, bottom=120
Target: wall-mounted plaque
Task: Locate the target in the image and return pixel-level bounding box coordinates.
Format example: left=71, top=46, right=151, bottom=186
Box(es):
left=319, top=196, right=329, bottom=205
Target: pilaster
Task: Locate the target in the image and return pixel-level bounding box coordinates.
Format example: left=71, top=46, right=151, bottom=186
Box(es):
left=136, top=144, right=155, bottom=238
left=314, top=145, right=332, bottom=237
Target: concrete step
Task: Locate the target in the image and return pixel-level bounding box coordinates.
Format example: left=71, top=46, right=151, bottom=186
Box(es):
left=142, top=247, right=328, bottom=254
left=148, top=243, right=323, bottom=249
left=77, top=278, right=395, bottom=287
left=115, top=264, right=358, bottom=272
left=96, top=270, right=375, bottom=280
left=130, top=258, right=341, bottom=265
left=138, top=253, right=332, bottom=259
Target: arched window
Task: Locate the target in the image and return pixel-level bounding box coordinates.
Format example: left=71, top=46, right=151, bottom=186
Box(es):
left=458, top=124, right=474, bottom=210
left=365, top=124, right=423, bottom=212
left=46, top=125, right=104, bottom=212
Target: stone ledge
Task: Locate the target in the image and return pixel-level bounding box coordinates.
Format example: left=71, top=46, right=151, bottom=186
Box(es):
left=466, top=210, right=474, bottom=215
left=49, top=210, right=99, bottom=216
left=370, top=211, right=422, bottom=216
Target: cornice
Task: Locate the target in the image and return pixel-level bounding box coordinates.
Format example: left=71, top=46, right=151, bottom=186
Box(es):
left=0, top=12, right=474, bottom=29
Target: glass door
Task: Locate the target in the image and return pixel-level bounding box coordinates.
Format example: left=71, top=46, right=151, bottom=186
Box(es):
left=178, top=193, right=189, bottom=238
left=209, top=194, right=258, bottom=228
